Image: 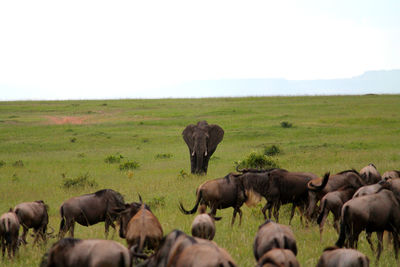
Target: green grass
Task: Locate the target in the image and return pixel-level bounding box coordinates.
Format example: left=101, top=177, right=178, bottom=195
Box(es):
left=0, top=95, right=400, bottom=266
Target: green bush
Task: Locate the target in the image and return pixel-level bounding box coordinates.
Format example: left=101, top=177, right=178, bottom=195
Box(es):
left=62, top=173, right=98, bottom=189
left=155, top=153, right=173, bottom=159
left=234, top=151, right=279, bottom=170
left=263, top=145, right=281, bottom=156
left=0, top=160, right=5, bottom=167
left=177, top=169, right=188, bottom=179
left=12, top=160, right=24, bottom=167
left=280, top=121, right=293, bottom=128
left=119, top=161, right=140, bottom=171
left=147, top=196, right=166, bottom=210
left=105, top=154, right=123, bottom=163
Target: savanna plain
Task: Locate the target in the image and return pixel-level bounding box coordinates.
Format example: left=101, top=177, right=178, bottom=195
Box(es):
left=0, top=95, right=399, bottom=266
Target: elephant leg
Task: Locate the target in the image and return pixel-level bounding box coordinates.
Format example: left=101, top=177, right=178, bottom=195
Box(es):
left=190, top=153, right=196, bottom=174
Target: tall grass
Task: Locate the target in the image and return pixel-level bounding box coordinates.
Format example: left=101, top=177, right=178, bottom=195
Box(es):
left=0, top=95, right=399, bottom=266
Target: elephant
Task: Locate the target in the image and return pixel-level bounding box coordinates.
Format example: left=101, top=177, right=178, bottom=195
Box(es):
left=182, top=121, right=224, bottom=174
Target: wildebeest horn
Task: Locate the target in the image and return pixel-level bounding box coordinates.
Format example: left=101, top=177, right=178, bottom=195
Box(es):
left=138, top=193, right=143, bottom=204
left=192, top=151, right=195, bottom=156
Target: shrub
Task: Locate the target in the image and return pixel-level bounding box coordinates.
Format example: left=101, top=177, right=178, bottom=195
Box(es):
left=119, top=161, right=140, bottom=171
left=62, top=173, right=98, bottom=189
left=70, top=137, right=77, bottom=143
left=155, top=153, right=173, bottom=159
left=234, top=151, right=279, bottom=170
left=0, top=160, right=5, bottom=167
left=263, top=145, right=281, bottom=156
left=177, top=169, right=188, bottom=179
left=147, top=196, right=166, bottom=210
left=12, top=160, right=24, bottom=167
left=280, top=121, right=293, bottom=128
left=105, top=154, right=123, bottom=163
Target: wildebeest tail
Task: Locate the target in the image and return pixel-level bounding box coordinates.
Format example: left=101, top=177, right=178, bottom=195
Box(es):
left=118, top=251, right=129, bottom=267
left=307, top=172, right=330, bottom=191
left=59, top=206, right=65, bottom=234
left=179, top=190, right=202, bottom=214
left=316, top=198, right=327, bottom=225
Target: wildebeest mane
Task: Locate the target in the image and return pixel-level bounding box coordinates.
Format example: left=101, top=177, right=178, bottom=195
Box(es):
left=337, top=169, right=360, bottom=175
left=95, top=189, right=125, bottom=206
left=323, top=246, right=340, bottom=252
left=35, top=200, right=50, bottom=212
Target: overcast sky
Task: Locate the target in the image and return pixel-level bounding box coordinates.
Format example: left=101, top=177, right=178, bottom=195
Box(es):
left=0, top=0, right=399, bottom=100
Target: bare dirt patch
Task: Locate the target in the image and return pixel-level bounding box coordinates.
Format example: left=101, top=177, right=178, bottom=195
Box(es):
left=45, top=116, right=88, bottom=125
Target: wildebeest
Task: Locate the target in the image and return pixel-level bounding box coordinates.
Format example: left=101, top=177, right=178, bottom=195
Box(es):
left=307, top=170, right=367, bottom=219
left=316, top=246, right=369, bottom=267
left=119, top=199, right=163, bottom=253
left=335, top=187, right=400, bottom=259
left=359, top=163, right=381, bottom=184
left=0, top=209, right=20, bottom=259
left=58, top=189, right=125, bottom=238
left=317, top=184, right=359, bottom=240
left=39, top=238, right=131, bottom=267
left=191, top=205, right=219, bottom=240
left=179, top=173, right=247, bottom=226
left=256, top=248, right=300, bottom=267
left=14, top=200, right=50, bottom=245
left=253, top=220, right=297, bottom=261
left=382, top=170, right=400, bottom=180
left=239, top=168, right=319, bottom=223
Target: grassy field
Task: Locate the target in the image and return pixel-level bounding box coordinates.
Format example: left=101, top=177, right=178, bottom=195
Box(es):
left=0, top=95, right=399, bottom=266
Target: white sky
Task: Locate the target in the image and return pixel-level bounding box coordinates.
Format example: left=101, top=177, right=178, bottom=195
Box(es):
left=0, top=1, right=399, bottom=100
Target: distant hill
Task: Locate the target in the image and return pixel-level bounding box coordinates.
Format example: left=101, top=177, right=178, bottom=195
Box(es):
left=165, top=70, right=400, bottom=97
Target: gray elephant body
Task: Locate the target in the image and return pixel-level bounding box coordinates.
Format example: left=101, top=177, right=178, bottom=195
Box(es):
left=182, top=121, right=224, bottom=174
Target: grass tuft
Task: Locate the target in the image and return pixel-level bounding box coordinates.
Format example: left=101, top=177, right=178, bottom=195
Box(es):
left=280, top=121, right=293, bottom=128
left=234, top=151, right=279, bottom=169
left=119, top=161, right=140, bottom=170
left=62, top=173, right=98, bottom=189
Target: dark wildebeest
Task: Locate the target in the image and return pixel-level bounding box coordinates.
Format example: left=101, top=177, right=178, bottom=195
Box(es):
left=317, top=184, right=359, bottom=240
left=182, top=121, right=224, bottom=175
left=14, top=200, right=50, bottom=245
left=307, top=170, right=368, bottom=220
left=39, top=238, right=131, bottom=267
left=382, top=170, right=400, bottom=180
left=0, top=209, right=20, bottom=259
left=256, top=248, right=300, bottom=267
left=239, top=168, right=319, bottom=223
left=139, top=229, right=236, bottom=267
left=58, top=189, right=125, bottom=238
left=191, top=205, right=220, bottom=240
left=119, top=200, right=163, bottom=253
left=179, top=173, right=247, bottom=226
left=253, top=220, right=297, bottom=261
left=335, top=187, right=400, bottom=260
left=316, top=246, right=369, bottom=267
left=359, top=163, right=381, bottom=184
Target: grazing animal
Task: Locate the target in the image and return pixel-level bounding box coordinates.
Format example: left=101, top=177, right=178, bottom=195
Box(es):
left=256, top=248, right=300, bottom=267
left=239, top=168, right=318, bottom=223
left=120, top=200, right=163, bottom=253
left=40, top=238, right=131, bottom=267
left=58, top=189, right=126, bottom=238
left=359, top=163, right=381, bottom=184
left=253, top=220, right=297, bottom=261
left=182, top=121, right=224, bottom=174
left=0, top=209, right=20, bottom=259
left=352, top=183, right=383, bottom=199
left=14, top=200, right=50, bottom=245
left=317, top=185, right=359, bottom=240
left=382, top=170, right=400, bottom=180
left=316, top=246, right=369, bottom=267
left=335, top=188, right=400, bottom=260
left=307, top=170, right=366, bottom=219
left=179, top=173, right=247, bottom=226
left=191, top=206, right=219, bottom=240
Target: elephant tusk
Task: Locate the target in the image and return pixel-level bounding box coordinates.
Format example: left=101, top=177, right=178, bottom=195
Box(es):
left=205, top=151, right=207, bottom=156
left=192, top=151, right=195, bottom=156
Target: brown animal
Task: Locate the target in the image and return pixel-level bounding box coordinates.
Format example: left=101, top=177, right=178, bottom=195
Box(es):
left=182, top=121, right=224, bottom=174
left=179, top=173, right=247, bottom=225
left=40, top=238, right=131, bottom=267
left=307, top=170, right=367, bottom=219
left=0, top=209, right=20, bottom=259
left=239, top=168, right=319, bottom=223
left=253, top=220, right=297, bottom=261
left=14, top=200, right=50, bottom=245
left=58, top=189, right=126, bottom=238
left=316, top=246, right=369, bottom=267
left=382, top=170, right=400, bottom=180
left=317, top=185, right=359, bottom=240
left=352, top=183, right=383, bottom=199
left=335, top=188, right=400, bottom=259
left=120, top=199, right=163, bottom=253
left=191, top=206, right=219, bottom=240
left=256, top=248, right=300, bottom=267
left=359, top=163, right=381, bottom=184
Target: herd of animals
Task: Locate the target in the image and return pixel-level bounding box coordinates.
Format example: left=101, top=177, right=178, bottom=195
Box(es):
left=0, top=120, right=400, bottom=266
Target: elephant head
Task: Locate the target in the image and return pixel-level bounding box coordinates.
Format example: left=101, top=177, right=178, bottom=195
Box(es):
left=182, top=121, right=224, bottom=174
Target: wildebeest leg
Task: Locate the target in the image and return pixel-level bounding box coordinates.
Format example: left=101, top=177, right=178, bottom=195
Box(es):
left=1, top=238, right=5, bottom=258
left=366, top=232, right=375, bottom=253
left=231, top=209, right=237, bottom=226
left=273, top=202, right=281, bottom=223
left=289, top=204, right=296, bottom=225
left=261, top=201, right=270, bottom=220
left=318, top=210, right=329, bottom=242
left=376, top=231, right=384, bottom=260
left=69, top=221, right=75, bottom=238
left=393, top=232, right=399, bottom=260
left=238, top=208, right=243, bottom=226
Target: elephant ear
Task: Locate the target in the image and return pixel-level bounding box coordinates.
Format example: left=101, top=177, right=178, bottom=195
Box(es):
left=207, top=124, right=224, bottom=154
left=182, top=124, right=196, bottom=150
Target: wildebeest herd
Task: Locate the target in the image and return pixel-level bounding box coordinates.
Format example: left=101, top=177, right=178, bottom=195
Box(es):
left=1, top=120, right=400, bottom=266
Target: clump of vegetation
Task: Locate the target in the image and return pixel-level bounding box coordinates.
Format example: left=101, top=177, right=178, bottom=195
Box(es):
left=0, top=160, right=5, bottom=167
left=177, top=169, right=188, bottom=179
left=263, top=145, right=281, bottom=156
left=234, top=151, right=279, bottom=170
left=142, top=138, right=150, bottom=143
left=280, top=121, right=293, bottom=128
left=70, top=137, right=77, bottom=143
left=147, top=196, right=166, bottom=210
left=12, top=173, right=19, bottom=182
left=126, top=170, right=134, bottom=179
left=210, top=156, right=220, bottom=161
left=119, top=161, right=140, bottom=171
left=249, top=203, right=264, bottom=219
left=13, top=160, right=24, bottom=167
left=155, top=153, right=173, bottom=159
left=62, top=173, right=98, bottom=189
left=77, top=153, right=86, bottom=158
left=105, top=154, right=124, bottom=163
